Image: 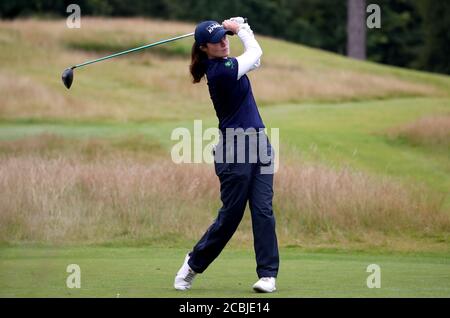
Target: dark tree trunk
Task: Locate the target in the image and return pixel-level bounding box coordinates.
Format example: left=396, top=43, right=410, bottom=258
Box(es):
left=347, top=0, right=366, bottom=60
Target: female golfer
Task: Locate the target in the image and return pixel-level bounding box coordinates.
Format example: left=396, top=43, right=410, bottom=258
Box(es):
left=174, top=19, right=279, bottom=293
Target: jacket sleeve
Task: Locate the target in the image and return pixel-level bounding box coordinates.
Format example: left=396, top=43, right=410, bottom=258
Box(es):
left=235, top=28, right=263, bottom=80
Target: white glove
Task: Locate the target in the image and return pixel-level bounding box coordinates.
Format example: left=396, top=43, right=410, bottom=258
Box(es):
left=230, top=17, right=247, bottom=24
left=230, top=17, right=254, bottom=36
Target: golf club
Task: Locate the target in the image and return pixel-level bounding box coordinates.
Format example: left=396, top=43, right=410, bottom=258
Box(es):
left=61, top=32, right=194, bottom=89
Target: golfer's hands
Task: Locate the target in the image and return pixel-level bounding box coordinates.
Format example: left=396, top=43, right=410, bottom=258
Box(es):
left=222, top=20, right=240, bottom=34
left=229, top=17, right=254, bottom=36
left=230, top=17, right=246, bottom=24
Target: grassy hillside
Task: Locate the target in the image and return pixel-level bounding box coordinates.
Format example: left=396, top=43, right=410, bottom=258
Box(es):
left=0, top=18, right=449, bottom=252
left=0, top=18, right=449, bottom=121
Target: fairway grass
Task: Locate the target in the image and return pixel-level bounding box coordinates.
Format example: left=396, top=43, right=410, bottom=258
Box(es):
left=0, top=246, right=449, bottom=298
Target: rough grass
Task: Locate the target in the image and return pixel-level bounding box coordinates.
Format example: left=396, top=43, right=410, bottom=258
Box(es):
left=0, top=133, right=164, bottom=160
left=0, top=137, right=448, bottom=250
left=387, top=114, right=450, bottom=148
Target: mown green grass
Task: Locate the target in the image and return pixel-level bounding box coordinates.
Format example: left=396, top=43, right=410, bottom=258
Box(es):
left=0, top=246, right=449, bottom=297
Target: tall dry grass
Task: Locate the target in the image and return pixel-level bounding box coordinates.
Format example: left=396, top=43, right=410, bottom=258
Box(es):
left=253, top=58, right=439, bottom=104
left=0, top=156, right=219, bottom=244
left=0, top=133, right=164, bottom=160
left=387, top=114, right=450, bottom=148
left=1, top=153, right=448, bottom=248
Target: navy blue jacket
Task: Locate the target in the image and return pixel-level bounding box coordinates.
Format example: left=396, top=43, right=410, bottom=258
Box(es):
left=206, top=57, right=265, bottom=132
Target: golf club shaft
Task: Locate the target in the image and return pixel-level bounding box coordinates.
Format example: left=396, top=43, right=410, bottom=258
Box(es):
left=73, top=32, right=194, bottom=69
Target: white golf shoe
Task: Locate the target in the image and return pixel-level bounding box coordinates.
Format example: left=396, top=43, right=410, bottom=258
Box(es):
left=252, top=277, right=276, bottom=293
left=174, top=254, right=197, bottom=291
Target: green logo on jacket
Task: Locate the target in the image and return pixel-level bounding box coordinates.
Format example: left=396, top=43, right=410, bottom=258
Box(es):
left=224, top=59, right=234, bottom=69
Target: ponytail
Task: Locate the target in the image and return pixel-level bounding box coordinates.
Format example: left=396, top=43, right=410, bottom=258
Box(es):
left=190, top=42, right=208, bottom=83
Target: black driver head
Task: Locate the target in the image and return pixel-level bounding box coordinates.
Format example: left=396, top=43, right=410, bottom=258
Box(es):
left=62, top=68, right=74, bottom=89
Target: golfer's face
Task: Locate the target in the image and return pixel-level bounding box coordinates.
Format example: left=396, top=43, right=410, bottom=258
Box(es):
left=206, top=36, right=229, bottom=58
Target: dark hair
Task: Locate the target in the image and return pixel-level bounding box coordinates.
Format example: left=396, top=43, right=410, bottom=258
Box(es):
left=190, top=42, right=208, bottom=83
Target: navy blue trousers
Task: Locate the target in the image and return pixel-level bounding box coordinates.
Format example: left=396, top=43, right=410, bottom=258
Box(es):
left=188, top=132, right=279, bottom=278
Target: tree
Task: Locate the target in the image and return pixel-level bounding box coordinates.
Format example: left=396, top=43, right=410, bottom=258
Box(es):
left=347, top=0, right=366, bottom=60
left=416, top=0, right=450, bottom=74
left=366, top=0, right=423, bottom=69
